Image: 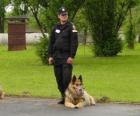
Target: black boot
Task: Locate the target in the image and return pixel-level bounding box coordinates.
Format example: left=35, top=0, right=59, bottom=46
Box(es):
left=57, top=98, right=64, bottom=104
left=57, top=93, right=65, bottom=104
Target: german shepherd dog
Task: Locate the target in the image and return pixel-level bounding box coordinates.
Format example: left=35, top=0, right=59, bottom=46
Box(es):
left=0, top=85, right=4, bottom=99
left=65, top=75, right=95, bottom=108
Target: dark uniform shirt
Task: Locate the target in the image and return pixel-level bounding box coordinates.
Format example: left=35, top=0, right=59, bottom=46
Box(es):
left=48, top=21, right=78, bottom=64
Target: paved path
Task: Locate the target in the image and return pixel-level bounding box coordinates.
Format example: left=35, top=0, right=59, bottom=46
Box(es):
left=0, top=97, right=140, bottom=116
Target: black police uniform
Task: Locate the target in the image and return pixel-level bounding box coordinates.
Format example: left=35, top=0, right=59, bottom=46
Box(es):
left=48, top=21, right=78, bottom=100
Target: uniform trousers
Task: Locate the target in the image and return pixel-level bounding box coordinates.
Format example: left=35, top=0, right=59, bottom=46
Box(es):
left=53, top=61, right=72, bottom=99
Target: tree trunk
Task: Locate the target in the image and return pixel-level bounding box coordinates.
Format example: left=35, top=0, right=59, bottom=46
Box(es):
left=0, top=17, right=2, bottom=33
left=128, top=8, right=134, bottom=49
left=83, top=27, right=88, bottom=45
left=83, top=27, right=88, bottom=56
left=138, top=35, right=140, bottom=43
left=30, top=7, right=47, bottom=38
left=0, top=17, right=4, bottom=33
left=0, top=0, right=5, bottom=33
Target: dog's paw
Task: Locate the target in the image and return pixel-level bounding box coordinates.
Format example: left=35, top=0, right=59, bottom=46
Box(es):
left=69, top=106, right=77, bottom=109
left=75, top=104, right=83, bottom=109
left=66, top=105, right=77, bottom=109
left=91, top=101, right=96, bottom=106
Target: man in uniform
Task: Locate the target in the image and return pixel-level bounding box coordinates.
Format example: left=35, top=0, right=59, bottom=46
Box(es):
left=48, top=7, right=78, bottom=104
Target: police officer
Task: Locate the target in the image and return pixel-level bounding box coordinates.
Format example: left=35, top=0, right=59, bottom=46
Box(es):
left=48, top=7, right=78, bottom=104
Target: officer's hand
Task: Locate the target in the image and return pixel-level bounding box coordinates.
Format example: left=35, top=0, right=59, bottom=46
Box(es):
left=48, top=57, right=53, bottom=65
left=67, top=57, right=73, bottom=64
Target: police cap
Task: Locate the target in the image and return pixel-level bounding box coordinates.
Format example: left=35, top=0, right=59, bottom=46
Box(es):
left=58, top=7, right=68, bottom=15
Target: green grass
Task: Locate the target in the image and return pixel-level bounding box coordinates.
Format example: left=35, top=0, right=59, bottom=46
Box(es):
left=0, top=44, right=140, bottom=103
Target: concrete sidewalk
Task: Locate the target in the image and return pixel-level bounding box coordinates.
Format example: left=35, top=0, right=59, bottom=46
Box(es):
left=0, top=97, right=140, bottom=116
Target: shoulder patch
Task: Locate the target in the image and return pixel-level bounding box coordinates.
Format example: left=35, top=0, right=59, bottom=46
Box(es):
left=72, top=24, right=78, bottom=32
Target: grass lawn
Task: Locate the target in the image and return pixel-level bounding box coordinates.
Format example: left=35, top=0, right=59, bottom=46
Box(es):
left=0, top=44, right=140, bottom=103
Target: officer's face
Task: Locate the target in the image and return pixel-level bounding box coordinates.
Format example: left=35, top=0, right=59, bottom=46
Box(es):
left=58, top=13, right=68, bottom=23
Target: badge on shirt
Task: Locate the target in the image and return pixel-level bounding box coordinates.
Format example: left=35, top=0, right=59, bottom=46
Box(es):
left=55, top=29, right=60, bottom=33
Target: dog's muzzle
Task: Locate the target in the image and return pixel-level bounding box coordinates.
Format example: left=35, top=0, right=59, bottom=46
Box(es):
left=75, top=86, right=84, bottom=96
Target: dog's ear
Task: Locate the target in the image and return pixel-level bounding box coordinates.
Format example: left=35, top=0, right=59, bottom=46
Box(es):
left=72, top=75, right=76, bottom=83
left=78, top=75, right=83, bottom=83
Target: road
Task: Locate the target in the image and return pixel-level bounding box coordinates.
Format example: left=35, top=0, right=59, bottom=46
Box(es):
left=0, top=97, right=140, bottom=116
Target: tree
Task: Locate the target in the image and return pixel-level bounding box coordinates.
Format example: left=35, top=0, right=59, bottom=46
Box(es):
left=73, top=8, right=89, bottom=55
left=85, top=0, right=121, bottom=56
left=125, top=19, right=136, bottom=49
left=41, top=0, right=86, bottom=33
left=0, top=0, right=9, bottom=33
left=74, top=8, right=89, bottom=45
left=12, top=0, right=49, bottom=38
left=0, top=0, right=4, bottom=33
left=125, top=0, right=137, bottom=49
left=85, top=0, right=137, bottom=56
left=12, top=0, right=28, bottom=15
left=12, top=0, right=85, bottom=35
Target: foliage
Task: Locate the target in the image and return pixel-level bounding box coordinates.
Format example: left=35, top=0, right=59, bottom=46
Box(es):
left=11, top=0, right=28, bottom=15
left=11, top=0, right=48, bottom=38
left=122, top=0, right=140, bottom=34
left=73, top=8, right=89, bottom=45
left=85, top=0, right=122, bottom=56
left=84, top=0, right=139, bottom=56
left=0, top=0, right=10, bottom=33
left=11, top=0, right=85, bottom=33
left=125, top=8, right=136, bottom=49
left=36, top=36, right=49, bottom=65
left=122, top=0, right=137, bottom=49
left=41, top=0, right=85, bottom=33
left=133, top=4, right=140, bottom=33
left=115, top=0, right=137, bottom=32
left=5, top=0, right=140, bottom=57
left=125, top=22, right=136, bottom=49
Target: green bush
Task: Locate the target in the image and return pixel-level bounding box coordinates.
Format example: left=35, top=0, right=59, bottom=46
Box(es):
left=85, top=0, right=125, bottom=56
left=94, top=37, right=122, bottom=56
left=36, top=36, right=49, bottom=65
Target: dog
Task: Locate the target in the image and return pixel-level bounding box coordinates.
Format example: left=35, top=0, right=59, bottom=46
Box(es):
left=0, top=85, right=4, bottom=99
left=65, top=75, right=95, bottom=108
